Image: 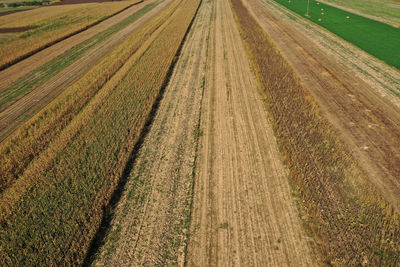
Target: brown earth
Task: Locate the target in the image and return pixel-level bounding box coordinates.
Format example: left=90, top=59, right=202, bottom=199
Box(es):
left=244, top=0, right=400, bottom=211
left=0, top=0, right=173, bottom=141
left=53, top=0, right=124, bottom=5
left=0, top=8, right=35, bottom=17
left=0, top=25, right=37, bottom=33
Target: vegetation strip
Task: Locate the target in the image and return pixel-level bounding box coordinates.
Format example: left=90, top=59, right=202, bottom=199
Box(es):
left=231, top=0, right=400, bottom=265
left=0, top=0, right=156, bottom=111
left=0, top=0, right=200, bottom=264
left=0, top=0, right=142, bottom=70
left=0, top=0, right=173, bottom=197
left=272, top=0, right=400, bottom=69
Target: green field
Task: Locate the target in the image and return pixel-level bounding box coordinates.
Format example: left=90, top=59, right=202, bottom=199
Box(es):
left=274, top=0, right=400, bottom=69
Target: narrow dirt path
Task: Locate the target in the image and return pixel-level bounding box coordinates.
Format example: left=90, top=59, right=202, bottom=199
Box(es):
left=244, top=0, right=400, bottom=211
left=186, top=0, right=316, bottom=265
left=0, top=0, right=172, bottom=140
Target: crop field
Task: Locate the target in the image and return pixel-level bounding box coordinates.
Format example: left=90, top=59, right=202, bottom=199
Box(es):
left=273, top=0, right=400, bottom=68
left=0, top=0, right=140, bottom=68
left=0, top=0, right=399, bottom=265
left=319, top=0, right=400, bottom=27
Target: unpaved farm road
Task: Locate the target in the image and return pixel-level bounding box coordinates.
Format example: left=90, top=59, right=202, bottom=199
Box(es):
left=93, top=0, right=317, bottom=265
left=0, top=0, right=172, bottom=141
left=245, top=0, right=400, bottom=211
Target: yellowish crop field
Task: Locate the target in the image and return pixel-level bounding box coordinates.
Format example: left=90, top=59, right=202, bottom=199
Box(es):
left=0, top=0, right=138, bottom=68
left=0, top=0, right=399, bottom=265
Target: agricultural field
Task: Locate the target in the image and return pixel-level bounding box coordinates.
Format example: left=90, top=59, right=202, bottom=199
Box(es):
left=273, top=0, right=400, bottom=68
left=319, top=0, right=400, bottom=27
left=0, top=0, right=140, bottom=68
left=0, top=0, right=399, bottom=265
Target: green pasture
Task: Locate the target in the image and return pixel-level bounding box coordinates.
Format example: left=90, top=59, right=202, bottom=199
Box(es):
left=274, top=0, right=400, bottom=69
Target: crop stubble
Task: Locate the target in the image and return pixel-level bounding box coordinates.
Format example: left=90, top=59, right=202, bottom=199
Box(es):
left=244, top=0, right=400, bottom=215
left=232, top=0, right=400, bottom=264
left=92, top=0, right=203, bottom=265
left=186, top=0, right=316, bottom=265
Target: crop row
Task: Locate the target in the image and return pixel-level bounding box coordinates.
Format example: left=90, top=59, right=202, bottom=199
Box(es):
left=0, top=0, right=200, bottom=264
left=230, top=0, right=400, bottom=265
left=0, top=0, right=158, bottom=119
left=0, top=0, right=139, bottom=69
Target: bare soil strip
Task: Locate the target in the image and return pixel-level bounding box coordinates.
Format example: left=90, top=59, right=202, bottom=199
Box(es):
left=0, top=0, right=171, bottom=141
left=186, top=0, right=316, bottom=265
left=92, top=0, right=204, bottom=265
left=0, top=0, right=147, bottom=89
left=244, top=0, right=400, bottom=211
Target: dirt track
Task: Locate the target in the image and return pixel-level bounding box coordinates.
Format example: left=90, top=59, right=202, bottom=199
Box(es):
left=186, top=0, right=316, bottom=265
left=0, top=0, right=172, bottom=140
left=244, top=0, right=400, bottom=211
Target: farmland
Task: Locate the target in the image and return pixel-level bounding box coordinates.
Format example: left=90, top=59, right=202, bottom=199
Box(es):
left=319, top=0, right=400, bottom=27
left=273, top=0, right=400, bottom=68
left=0, top=0, right=140, bottom=68
left=0, top=0, right=399, bottom=265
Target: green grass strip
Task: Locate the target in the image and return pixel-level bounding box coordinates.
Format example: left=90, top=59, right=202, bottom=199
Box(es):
left=0, top=1, right=159, bottom=110
left=273, top=0, right=400, bottom=69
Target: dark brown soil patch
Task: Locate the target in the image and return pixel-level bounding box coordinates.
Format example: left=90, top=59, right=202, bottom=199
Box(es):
left=52, top=0, right=121, bottom=5
left=0, top=8, right=34, bottom=17
left=0, top=26, right=38, bottom=33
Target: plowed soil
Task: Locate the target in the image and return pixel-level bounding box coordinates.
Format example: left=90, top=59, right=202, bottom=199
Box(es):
left=244, top=0, right=400, bottom=211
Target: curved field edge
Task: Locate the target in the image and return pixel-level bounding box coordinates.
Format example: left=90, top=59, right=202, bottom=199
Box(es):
left=0, top=0, right=172, bottom=195
left=230, top=0, right=400, bottom=265
left=0, top=0, right=142, bottom=70
left=0, top=0, right=199, bottom=265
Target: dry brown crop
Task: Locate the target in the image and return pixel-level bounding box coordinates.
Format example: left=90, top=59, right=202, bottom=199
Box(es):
left=230, top=0, right=400, bottom=265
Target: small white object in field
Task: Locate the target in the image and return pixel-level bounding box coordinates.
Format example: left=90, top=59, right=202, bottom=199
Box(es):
left=317, top=2, right=320, bottom=5
left=321, top=8, right=324, bottom=11
left=318, top=18, right=322, bottom=21
left=346, top=16, right=350, bottom=19
left=321, top=12, right=324, bottom=15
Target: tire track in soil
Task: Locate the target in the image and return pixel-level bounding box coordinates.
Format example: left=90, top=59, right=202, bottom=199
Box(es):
left=186, top=0, right=317, bottom=265
left=244, top=0, right=400, bottom=212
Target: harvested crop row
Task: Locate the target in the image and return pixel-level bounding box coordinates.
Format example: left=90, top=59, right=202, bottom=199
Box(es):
left=0, top=0, right=139, bottom=69
left=0, top=0, right=154, bottom=111
left=230, top=0, right=400, bottom=265
left=0, top=0, right=176, bottom=194
left=0, top=0, right=199, bottom=264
